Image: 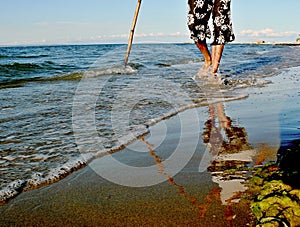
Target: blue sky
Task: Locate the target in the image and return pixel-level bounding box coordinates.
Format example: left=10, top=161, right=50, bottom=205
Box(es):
left=0, top=0, right=299, bottom=46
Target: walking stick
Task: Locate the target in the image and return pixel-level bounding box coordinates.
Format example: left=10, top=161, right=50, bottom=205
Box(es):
left=124, top=0, right=142, bottom=66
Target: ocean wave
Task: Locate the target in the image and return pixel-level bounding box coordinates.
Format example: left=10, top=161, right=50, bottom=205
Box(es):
left=85, top=65, right=138, bottom=76
left=155, top=58, right=202, bottom=68
left=226, top=77, right=272, bottom=89
left=0, top=158, right=87, bottom=204
left=0, top=88, right=249, bottom=204
left=0, top=62, right=44, bottom=71
left=0, top=61, right=58, bottom=73
left=15, top=54, right=49, bottom=59
left=243, top=50, right=270, bottom=56
left=0, top=77, right=42, bottom=89
left=1, top=44, right=297, bottom=205
left=0, top=55, right=9, bottom=59
left=44, top=65, right=138, bottom=81
left=0, top=54, right=49, bottom=59
left=0, top=65, right=138, bottom=89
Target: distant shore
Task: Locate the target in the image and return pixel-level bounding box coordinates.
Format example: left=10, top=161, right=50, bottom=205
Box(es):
left=1, top=40, right=300, bottom=48
left=240, top=40, right=300, bottom=46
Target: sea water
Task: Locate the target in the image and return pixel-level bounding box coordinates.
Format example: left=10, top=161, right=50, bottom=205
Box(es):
left=0, top=43, right=299, bottom=202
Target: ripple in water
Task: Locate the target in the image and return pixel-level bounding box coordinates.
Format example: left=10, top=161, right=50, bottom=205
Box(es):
left=0, top=44, right=299, bottom=203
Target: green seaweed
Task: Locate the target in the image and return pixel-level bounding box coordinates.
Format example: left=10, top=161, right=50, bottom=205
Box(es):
left=248, top=165, right=300, bottom=227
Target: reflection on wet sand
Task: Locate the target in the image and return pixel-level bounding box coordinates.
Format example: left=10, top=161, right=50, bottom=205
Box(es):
left=138, top=91, right=257, bottom=225
left=141, top=130, right=237, bottom=225
left=197, top=101, right=257, bottom=226
left=201, top=101, right=255, bottom=206
left=140, top=138, right=202, bottom=217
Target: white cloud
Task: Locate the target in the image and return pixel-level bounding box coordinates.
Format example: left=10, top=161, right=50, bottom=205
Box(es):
left=239, top=28, right=298, bottom=38
left=1, top=31, right=190, bottom=46
left=93, top=32, right=189, bottom=43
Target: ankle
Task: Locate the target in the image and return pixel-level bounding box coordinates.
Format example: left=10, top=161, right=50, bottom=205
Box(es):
left=211, top=64, right=219, bottom=74
left=203, top=60, right=212, bottom=70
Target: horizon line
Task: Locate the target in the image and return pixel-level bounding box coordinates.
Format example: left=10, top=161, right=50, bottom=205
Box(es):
left=1, top=40, right=298, bottom=48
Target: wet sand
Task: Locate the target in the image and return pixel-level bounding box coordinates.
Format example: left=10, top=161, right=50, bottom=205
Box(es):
left=0, top=67, right=299, bottom=226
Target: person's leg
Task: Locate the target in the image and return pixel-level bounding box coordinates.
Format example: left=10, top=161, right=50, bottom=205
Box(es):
left=187, top=0, right=213, bottom=72
left=210, top=0, right=234, bottom=75
left=211, top=44, right=224, bottom=74
left=215, top=102, right=231, bottom=128
left=195, top=42, right=212, bottom=71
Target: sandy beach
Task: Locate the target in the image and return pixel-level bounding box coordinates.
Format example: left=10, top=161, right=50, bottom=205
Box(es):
left=0, top=66, right=299, bottom=226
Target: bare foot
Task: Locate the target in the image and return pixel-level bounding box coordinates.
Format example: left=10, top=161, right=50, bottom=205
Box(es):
left=206, top=72, right=218, bottom=84
left=198, top=61, right=212, bottom=78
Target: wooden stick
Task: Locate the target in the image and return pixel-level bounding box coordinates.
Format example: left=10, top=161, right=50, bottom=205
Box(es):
left=124, top=0, right=142, bottom=66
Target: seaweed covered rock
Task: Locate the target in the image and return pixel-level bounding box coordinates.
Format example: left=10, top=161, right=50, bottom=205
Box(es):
left=248, top=165, right=300, bottom=227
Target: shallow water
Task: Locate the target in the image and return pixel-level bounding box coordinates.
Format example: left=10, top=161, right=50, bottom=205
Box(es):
left=0, top=43, right=299, bottom=202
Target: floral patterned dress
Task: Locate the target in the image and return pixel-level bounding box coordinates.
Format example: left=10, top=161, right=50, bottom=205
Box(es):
left=187, top=0, right=235, bottom=45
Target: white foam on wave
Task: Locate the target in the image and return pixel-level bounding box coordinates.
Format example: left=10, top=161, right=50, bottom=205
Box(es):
left=0, top=124, right=149, bottom=204
left=0, top=180, right=26, bottom=204
left=54, top=65, right=138, bottom=81
left=0, top=82, right=250, bottom=205
left=84, top=65, right=137, bottom=78
left=228, top=77, right=272, bottom=89
left=0, top=158, right=86, bottom=203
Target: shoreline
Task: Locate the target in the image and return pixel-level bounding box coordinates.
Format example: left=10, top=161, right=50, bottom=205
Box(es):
left=1, top=41, right=299, bottom=48
left=0, top=67, right=299, bottom=226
